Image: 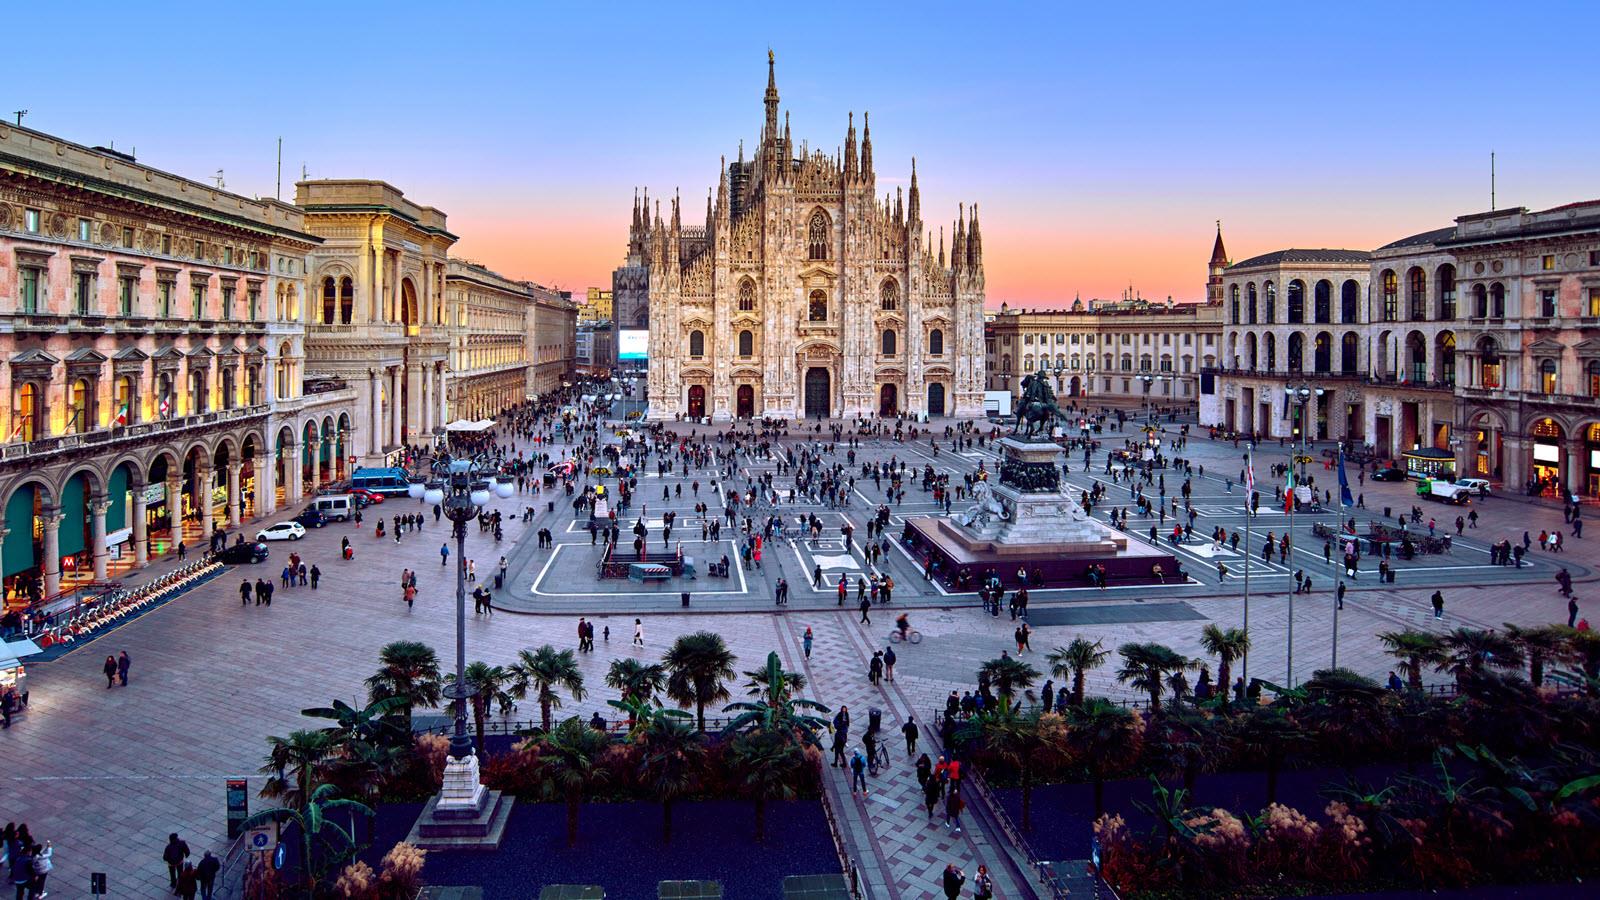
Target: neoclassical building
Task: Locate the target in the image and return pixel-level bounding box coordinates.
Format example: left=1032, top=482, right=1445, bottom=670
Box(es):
left=296, top=180, right=453, bottom=462
left=639, top=55, right=986, bottom=421
left=444, top=259, right=533, bottom=420
left=0, top=123, right=353, bottom=600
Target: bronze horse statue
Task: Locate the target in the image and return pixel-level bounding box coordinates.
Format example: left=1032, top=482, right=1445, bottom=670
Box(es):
left=1012, top=373, right=1063, bottom=439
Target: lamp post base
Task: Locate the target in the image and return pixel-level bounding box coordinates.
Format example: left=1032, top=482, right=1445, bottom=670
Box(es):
left=405, top=753, right=514, bottom=850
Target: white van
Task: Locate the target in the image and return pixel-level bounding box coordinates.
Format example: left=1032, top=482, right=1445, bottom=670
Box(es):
left=314, top=494, right=354, bottom=521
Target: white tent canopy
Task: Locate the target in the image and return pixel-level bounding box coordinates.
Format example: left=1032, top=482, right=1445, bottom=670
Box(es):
left=444, top=419, right=495, bottom=433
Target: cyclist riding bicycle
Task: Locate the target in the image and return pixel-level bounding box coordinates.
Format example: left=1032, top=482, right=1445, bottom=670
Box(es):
left=895, top=613, right=911, bottom=641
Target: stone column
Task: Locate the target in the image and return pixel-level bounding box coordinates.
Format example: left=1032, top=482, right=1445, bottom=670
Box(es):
left=391, top=367, right=403, bottom=449
left=407, top=362, right=423, bottom=445
left=256, top=453, right=277, bottom=517
left=199, top=469, right=214, bottom=543
left=310, top=439, right=322, bottom=489
left=166, top=477, right=183, bottom=547
left=437, top=365, right=449, bottom=431
left=368, top=371, right=382, bottom=456
left=90, top=498, right=110, bottom=581
left=226, top=461, right=242, bottom=525
left=132, top=488, right=148, bottom=566
left=41, top=507, right=62, bottom=597
left=288, top=444, right=303, bottom=503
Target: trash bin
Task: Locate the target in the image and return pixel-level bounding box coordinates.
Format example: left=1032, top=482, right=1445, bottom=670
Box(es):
left=1385, top=569, right=1396, bottom=583
left=1383, top=506, right=1392, bottom=518
left=868, top=707, right=883, bottom=734
left=681, top=591, right=691, bottom=607
left=548, top=501, right=555, bottom=512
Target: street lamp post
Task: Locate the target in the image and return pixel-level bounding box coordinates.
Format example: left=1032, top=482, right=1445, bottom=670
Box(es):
left=1285, top=383, right=1323, bottom=687
left=407, top=452, right=516, bottom=846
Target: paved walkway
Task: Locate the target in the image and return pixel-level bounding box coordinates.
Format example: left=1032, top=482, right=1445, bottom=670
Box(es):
left=3, top=422, right=1593, bottom=899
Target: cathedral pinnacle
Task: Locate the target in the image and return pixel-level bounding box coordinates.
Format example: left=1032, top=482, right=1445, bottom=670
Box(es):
left=764, top=51, right=780, bottom=146
left=861, top=111, right=873, bottom=175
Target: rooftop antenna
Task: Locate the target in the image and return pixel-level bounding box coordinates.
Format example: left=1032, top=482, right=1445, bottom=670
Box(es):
left=12, top=110, right=27, bottom=126
left=213, top=169, right=226, bottom=190
left=1490, top=151, right=1496, bottom=211
left=276, top=137, right=282, bottom=200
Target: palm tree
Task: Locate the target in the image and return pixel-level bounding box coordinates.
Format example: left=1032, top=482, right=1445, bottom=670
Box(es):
left=741, top=656, right=807, bottom=698
left=1066, top=699, right=1141, bottom=819
left=664, top=631, right=737, bottom=732
left=456, top=662, right=518, bottom=751
left=1116, top=642, right=1192, bottom=713
left=637, top=712, right=708, bottom=843
left=240, top=784, right=373, bottom=890
left=539, top=717, right=611, bottom=846
left=1504, top=623, right=1572, bottom=688
left=985, top=710, right=1069, bottom=829
left=723, top=651, right=831, bottom=744
left=1378, top=630, right=1446, bottom=692
left=606, top=657, right=667, bottom=705
left=726, top=729, right=804, bottom=843
left=1439, top=627, right=1524, bottom=685
left=510, top=645, right=587, bottom=733
left=1048, top=638, right=1110, bottom=708
left=1198, top=625, right=1251, bottom=707
left=977, top=655, right=1041, bottom=713
left=259, top=729, right=338, bottom=812
left=301, top=697, right=408, bottom=749
left=1570, top=630, right=1600, bottom=693
left=299, top=697, right=409, bottom=802
left=364, top=641, right=443, bottom=733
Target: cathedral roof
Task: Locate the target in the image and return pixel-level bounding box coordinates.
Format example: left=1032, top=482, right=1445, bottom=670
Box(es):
left=1209, top=223, right=1228, bottom=265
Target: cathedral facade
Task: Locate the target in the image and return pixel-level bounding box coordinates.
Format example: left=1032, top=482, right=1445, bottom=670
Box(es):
left=635, top=55, right=986, bottom=422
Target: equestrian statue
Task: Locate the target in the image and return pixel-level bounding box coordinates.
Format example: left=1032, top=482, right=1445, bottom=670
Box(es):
left=1011, top=372, right=1063, bottom=439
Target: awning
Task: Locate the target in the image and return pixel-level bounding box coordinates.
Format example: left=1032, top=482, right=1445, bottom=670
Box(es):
left=444, top=419, right=495, bottom=433
left=0, top=638, right=42, bottom=669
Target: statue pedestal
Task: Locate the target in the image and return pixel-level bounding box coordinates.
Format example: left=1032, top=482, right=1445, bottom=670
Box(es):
left=405, top=753, right=514, bottom=851
left=901, top=435, right=1178, bottom=588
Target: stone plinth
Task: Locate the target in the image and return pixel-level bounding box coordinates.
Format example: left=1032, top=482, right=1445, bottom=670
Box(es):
left=900, top=435, right=1179, bottom=589
left=405, top=753, right=514, bottom=850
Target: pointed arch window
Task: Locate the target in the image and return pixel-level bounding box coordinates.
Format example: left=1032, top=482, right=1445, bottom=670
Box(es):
left=738, top=279, right=756, bottom=312
left=808, top=210, right=830, bottom=260
left=339, top=277, right=354, bottom=324
left=738, top=330, right=753, bottom=357
left=882, top=330, right=897, bottom=356
left=689, top=330, right=705, bottom=357
left=880, top=279, right=898, bottom=311
left=929, top=329, right=944, bottom=355
left=321, top=277, right=336, bottom=324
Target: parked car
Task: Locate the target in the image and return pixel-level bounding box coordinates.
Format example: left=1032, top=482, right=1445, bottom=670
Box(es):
left=1371, top=466, right=1408, bottom=482
left=294, top=507, right=328, bottom=529
left=217, top=541, right=269, bottom=564
left=349, top=487, right=386, bottom=505
left=1456, top=477, right=1492, bottom=497
left=256, top=521, right=306, bottom=542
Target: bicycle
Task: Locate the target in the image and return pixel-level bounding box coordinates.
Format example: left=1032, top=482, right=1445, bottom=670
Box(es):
left=867, top=741, right=890, bottom=776
left=889, top=628, right=922, bottom=644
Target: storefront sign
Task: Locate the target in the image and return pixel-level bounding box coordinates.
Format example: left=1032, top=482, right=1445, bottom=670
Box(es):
left=142, top=484, right=167, bottom=505
left=226, top=778, right=249, bottom=839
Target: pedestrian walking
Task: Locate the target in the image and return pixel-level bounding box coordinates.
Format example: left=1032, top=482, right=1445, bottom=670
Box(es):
left=196, top=851, right=220, bottom=900
left=239, top=579, right=251, bottom=605
left=945, top=789, right=965, bottom=834
left=163, top=833, right=191, bottom=892
left=902, top=716, right=918, bottom=755
left=915, top=752, right=932, bottom=789
left=942, top=864, right=966, bottom=900
left=802, top=626, right=814, bottom=659
left=831, top=727, right=848, bottom=768
left=102, top=654, right=118, bottom=688
left=30, top=839, right=52, bottom=898
left=176, top=541, right=186, bottom=560
left=850, top=748, right=869, bottom=795
left=1432, top=589, right=1445, bottom=619
left=633, top=618, right=644, bottom=647
left=1570, top=596, right=1581, bottom=629
left=923, top=768, right=942, bottom=818
left=440, top=543, right=450, bottom=566
left=973, top=864, right=994, bottom=900
left=858, top=597, right=871, bottom=626
left=310, top=565, right=320, bottom=589
left=884, top=645, right=897, bottom=681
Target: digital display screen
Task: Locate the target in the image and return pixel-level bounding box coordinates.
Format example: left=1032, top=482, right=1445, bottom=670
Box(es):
left=619, top=329, right=649, bottom=361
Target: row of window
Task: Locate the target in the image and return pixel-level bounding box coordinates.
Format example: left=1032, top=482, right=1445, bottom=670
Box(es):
left=997, top=354, right=1194, bottom=374
left=1229, top=278, right=1367, bottom=326
left=12, top=366, right=265, bottom=442
left=12, top=208, right=271, bottom=270
left=16, top=262, right=261, bottom=320
left=687, top=327, right=946, bottom=358
left=1005, top=332, right=1197, bottom=347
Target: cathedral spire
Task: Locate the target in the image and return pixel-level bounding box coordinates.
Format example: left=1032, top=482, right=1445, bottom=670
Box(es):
left=1210, top=219, right=1228, bottom=267
left=764, top=50, right=780, bottom=148
left=861, top=111, right=873, bottom=176
left=968, top=203, right=982, bottom=269
left=907, top=158, right=920, bottom=227
left=938, top=226, right=945, bottom=269
left=844, top=112, right=857, bottom=179
left=953, top=206, right=967, bottom=274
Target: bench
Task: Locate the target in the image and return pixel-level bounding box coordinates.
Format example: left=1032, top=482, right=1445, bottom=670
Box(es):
left=628, top=563, right=672, bottom=584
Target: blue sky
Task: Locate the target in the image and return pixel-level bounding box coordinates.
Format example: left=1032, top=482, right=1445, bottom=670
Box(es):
left=7, top=1, right=1598, bottom=304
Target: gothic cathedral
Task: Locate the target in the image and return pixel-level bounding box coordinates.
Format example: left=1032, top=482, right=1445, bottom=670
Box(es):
left=634, top=54, right=986, bottom=422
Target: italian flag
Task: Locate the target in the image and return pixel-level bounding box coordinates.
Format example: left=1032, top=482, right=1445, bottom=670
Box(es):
left=114, top=403, right=129, bottom=426
left=1284, top=465, right=1296, bottom=514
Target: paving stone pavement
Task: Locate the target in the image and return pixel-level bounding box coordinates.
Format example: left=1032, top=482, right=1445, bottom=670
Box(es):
left=3, top=424, right=1595, bottom=899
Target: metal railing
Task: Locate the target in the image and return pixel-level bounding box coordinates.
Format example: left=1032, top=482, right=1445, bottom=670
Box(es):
left=20, top=559, right=222, bottom=645
left=817, top=780, right=863, bottom=898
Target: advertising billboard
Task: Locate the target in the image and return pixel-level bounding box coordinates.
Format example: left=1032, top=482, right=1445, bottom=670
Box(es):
left=619, top=329, right=649, bottom=361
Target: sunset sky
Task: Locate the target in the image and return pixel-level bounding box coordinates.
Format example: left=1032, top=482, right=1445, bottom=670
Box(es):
left=10, top=1, right=1599, bottom=308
